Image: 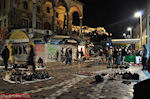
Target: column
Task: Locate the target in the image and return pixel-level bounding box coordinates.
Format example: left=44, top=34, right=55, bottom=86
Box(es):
left=147, top=14, right=150, bottom=53
left=32, top=0, right=36, bottom=29
left=79, top=17, right=83, bottom=37
left=53, top=6, right=56, bottom=33
left=67, top=11, right=69, bottom=35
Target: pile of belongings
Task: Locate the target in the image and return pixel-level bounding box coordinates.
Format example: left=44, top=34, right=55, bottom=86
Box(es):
left=122, top=72, right=139, bottom=80
left=95, top=75, right=104, bottom=83
left=115, top=72, right=139, bottom=80
left=10, top=69, right=51, bottom=82
left=12, top=64, right=27, bottom=69
left=22, top=71, right=50, bottom=81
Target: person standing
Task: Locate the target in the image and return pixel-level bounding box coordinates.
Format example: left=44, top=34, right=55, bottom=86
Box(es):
left=2, top=46, right=9, bottom=70
left=116, top=48, right=121, bottom=67
left=27, top=45, right=36, bottom=71
left=65, top=48, right=69, bottom=65
left=141, top=45, right=149, bottom=70
left=113, top=48, right=117, bottom=64
left=121, top=48, right=127, bottom=64
left=108, top=47, right=113, bottom=66
left=68, top=48, right=72, bottom=65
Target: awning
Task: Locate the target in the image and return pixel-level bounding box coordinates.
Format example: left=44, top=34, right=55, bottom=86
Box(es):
left=112, top=39, right=140, bottom=44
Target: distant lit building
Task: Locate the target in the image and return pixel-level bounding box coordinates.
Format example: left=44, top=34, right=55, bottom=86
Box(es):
left=0, top=0, right=83, bottom=35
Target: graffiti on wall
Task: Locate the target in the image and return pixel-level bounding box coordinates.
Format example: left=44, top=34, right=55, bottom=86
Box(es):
left=11, top=43, right=29, bottom=61
left=34, top=44, right=45, bottom=61
left=47, top=45, right=59, bottom=61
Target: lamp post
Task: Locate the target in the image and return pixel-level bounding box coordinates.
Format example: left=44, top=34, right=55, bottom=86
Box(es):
left=127, top=27, right=132, bottom=38
left=79, top=16, right=83, bottom=37
left=134, top=11, right=143, bottom=48
left=32, top=0, right=36, bottom=29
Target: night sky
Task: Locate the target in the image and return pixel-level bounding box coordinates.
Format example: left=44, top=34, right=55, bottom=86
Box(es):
left=78, top=0, right=150, bottom=38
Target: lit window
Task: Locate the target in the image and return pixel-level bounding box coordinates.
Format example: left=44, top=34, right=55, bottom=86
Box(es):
left=24, top=1, right=28, bottom=9
left=22, top=19, right=28, bottom=28
left=46, top=7, right=50, bottom=13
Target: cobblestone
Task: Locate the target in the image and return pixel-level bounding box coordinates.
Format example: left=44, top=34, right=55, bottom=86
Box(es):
left=0, top=62, right=149, bottom=99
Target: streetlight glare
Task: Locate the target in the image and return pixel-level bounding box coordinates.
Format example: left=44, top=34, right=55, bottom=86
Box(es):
left=134, top=11, right=143, bottom=18
left=127, top=27, right=132, bottom=31
left=123, top=33, right=126, bottom=37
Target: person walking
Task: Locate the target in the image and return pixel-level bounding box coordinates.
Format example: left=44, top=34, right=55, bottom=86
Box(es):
left=2, top=46, right=9, bottom=70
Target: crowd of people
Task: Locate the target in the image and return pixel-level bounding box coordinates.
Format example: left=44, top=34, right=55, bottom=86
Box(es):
left=89, top=46, right=148, bottom=68
left=1, top=44, right=150, bottom=71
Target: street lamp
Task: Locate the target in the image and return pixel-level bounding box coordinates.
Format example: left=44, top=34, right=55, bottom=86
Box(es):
left=127, top=27, right=132, bottom=38
left=134, top=11, right=143, bottom=48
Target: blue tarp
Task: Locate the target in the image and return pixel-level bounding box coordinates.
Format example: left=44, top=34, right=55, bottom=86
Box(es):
left=48, top=39, right=62, bottom=45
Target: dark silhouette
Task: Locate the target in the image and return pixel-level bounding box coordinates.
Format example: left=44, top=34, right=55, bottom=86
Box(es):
left=133, top=79, right=150, bottom=99
left=38, top=57, right=43, bottom=64
left=27, top=45, right=35, bottom=71
left=2, top=46, right=9, bottom=70
left=65, top=48, right=72, bottom=65
left=142, top=45, right=148, bottom=70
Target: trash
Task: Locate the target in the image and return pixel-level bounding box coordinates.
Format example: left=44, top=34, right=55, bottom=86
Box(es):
left=101, top=73, right=107, bottom=76
left=132, top=73, right=139, bottom=80
left=95, top=75, right=104, bottom=83
left=122, top=80, right=131, bottom=85
left=122, top=72, right=133, bottom=79
left=122, top=72, right=139, bottom=80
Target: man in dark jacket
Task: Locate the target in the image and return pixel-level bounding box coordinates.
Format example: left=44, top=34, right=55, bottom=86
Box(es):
left=2, top=46, right=9, bottom=70
left=27, top=45, right=35, bottom=71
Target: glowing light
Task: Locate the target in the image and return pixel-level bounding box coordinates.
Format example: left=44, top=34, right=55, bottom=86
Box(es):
left=134, top=10, right=143, bottom=18
left=127, top=27, right=132, bottom=31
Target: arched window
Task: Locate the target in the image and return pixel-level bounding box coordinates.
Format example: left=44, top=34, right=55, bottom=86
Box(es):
left=23, top=1, right=28, bottom=9
left=56, top=12, right=58, bottom=18
left=46, top=7, right=50, bottom=13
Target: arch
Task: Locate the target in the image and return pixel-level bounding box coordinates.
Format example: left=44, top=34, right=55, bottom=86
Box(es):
left=56, top=5, right=67, bottom=31
left=55, top=0, right=68, bottom=32
left=56, top=0, right=68, bottom=11
left=72, top=12, right=80, bottom=26
left=42, top=0, right=53, bottom=16
left=69, top=5, right=82, bottom=19
left=42, top=0, right=54, bottom=29
left=69, top=5, right=82, bottom=32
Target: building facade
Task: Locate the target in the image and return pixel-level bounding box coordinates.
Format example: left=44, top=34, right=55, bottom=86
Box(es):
left=133, top=10, right=150, bottom=49
left=0, top=0, right=83, bottom=35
